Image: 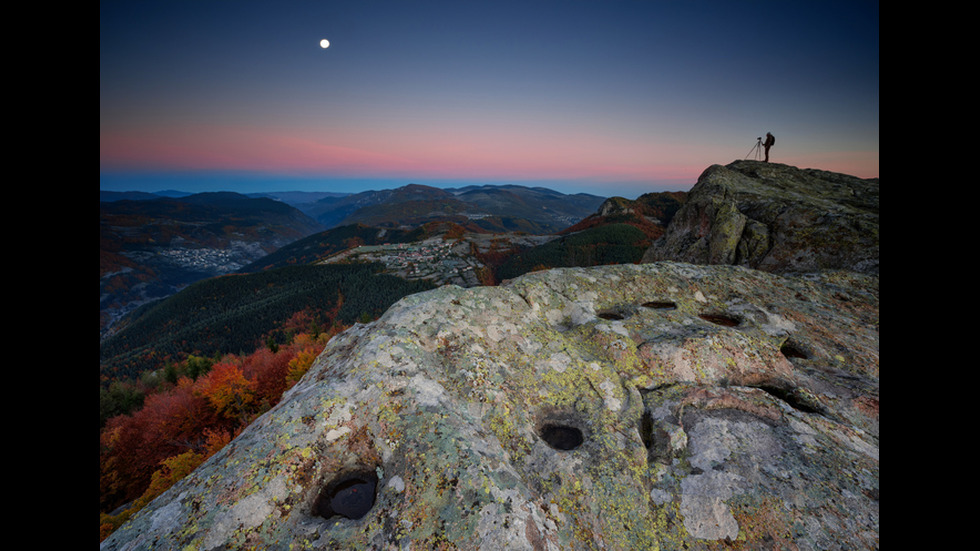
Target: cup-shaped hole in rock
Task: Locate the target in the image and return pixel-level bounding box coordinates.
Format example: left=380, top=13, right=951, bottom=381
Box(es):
left=642, top=301, right=677, bottom=310
left=699, top=313, right=740, bottom=327
left=639, top=411, right=655, bottom=449
left=597, top=310, right=625, bottom=320
left=539, top=423, right=585, bottom=450
left=780, top=339, right=809, bottom=359
left=638, top=410, right=672, bottom=463
left=314, top=469, right=378, bottom=521
left=756, top=384, right=824, bottom=415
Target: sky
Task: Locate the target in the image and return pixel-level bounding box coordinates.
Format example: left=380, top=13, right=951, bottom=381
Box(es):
left=100, top=0, right=878, bottom=199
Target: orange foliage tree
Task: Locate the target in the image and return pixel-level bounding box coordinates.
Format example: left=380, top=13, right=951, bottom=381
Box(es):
left=286, top=340, right=322, bottom=385
left=196, top=361, right=256, bottom=423
left=101, top=327, right=341, bottom=532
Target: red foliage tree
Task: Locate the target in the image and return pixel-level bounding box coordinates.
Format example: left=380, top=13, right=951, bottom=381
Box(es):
left=242, top=347, right=293, bottom=409
left=100, top=378, right=222, bottom=510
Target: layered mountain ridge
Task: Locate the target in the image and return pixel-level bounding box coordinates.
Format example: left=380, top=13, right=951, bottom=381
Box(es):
left=296, top=183, right=604, bottom=232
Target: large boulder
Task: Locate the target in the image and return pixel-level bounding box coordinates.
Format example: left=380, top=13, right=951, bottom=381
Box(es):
left=642, top=161, right=879, bottom=275
left=102, top=262, right=879, bottom=550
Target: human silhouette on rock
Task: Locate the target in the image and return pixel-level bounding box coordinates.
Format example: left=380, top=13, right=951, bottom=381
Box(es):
left=763, top=132, right=775, bottom=162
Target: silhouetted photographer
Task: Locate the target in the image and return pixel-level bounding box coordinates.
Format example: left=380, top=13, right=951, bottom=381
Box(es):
left=763, top=132, right=775, bottom=162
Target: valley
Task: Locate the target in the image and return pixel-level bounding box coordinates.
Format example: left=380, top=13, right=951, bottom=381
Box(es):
left=100, top=184, right=608, bottom=338
left=100, top=194, right=323, bottom=339
left=100, top=183, right=683, bottom=385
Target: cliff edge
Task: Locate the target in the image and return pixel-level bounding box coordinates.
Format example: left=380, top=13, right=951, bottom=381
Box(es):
left=642, top=161, right=879, bottom=275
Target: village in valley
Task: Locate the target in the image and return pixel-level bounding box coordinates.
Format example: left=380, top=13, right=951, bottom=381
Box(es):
left=317, top=236, right=486, bottom=287
left=316, top=232, right=561, bottom=288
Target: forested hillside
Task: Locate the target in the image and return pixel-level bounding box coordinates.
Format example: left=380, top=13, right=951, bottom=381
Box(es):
left=100, top=263, right=435, bottom=385
left=494, top=223, right=652, bottom=280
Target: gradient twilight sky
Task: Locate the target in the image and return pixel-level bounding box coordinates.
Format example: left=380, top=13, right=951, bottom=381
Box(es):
left=100, top=0, right=878, bottom=199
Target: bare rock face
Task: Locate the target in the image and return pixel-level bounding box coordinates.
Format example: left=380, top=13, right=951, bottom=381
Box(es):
left=101, top=262, right=878, bottom=550
left=641, top=161, right=879, bottom=275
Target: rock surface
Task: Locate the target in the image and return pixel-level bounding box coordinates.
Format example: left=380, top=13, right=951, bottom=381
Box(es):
left=102, top=261, right=879, bottom=550
left=642, top=161, right=879, bottom=275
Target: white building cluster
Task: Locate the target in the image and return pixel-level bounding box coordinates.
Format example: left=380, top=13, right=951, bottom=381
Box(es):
left=320, top=237, right=483, bottom=287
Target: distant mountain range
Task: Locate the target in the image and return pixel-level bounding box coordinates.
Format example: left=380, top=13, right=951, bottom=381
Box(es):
left=278, top=183, right=605, bottom=233
left=101, top=184, right=604, bottom=234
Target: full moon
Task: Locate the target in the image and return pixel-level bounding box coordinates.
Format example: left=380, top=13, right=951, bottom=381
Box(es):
left=320, top=39, right=330, bottom=49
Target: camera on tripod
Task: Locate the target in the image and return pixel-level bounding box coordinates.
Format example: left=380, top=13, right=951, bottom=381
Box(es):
left=746, top=137, right=764, bottom=160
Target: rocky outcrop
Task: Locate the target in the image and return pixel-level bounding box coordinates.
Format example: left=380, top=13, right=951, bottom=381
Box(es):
left=562, top=192, right=687, bottom=241
left=641, top=161, right=878, bottom=275
left=102, top=262, right=878, bottom=550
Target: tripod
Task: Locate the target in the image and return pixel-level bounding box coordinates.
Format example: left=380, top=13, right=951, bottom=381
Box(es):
left=746, top=137, right=763, bottom=160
